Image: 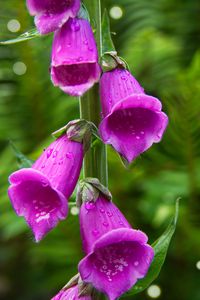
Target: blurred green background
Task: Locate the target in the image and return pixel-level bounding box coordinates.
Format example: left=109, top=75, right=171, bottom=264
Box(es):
left=0, top=0, right=200, bottom=299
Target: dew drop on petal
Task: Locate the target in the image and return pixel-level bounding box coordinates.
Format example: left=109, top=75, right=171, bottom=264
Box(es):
left=46, top=148, right=53, bottom=158
left=107, top=211, right=113, bottom=217
left=85, top=201, right=95, bottom=211
left=92, top=229, right=99, bottom=236
left=103, top=222, right=109, bottom=227
left=53, top=150, right=58, bottom=158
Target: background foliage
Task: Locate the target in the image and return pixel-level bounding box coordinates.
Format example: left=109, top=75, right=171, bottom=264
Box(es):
left=0, top=0, right=200, bottom=299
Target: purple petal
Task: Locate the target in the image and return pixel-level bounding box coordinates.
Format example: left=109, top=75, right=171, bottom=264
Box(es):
left=99, top=69, right=168, bottom=163
left=79, top=196, right=131, bottom=254
left=51, top=18, right=101, bottom=96
left=8, top=168, right=68, bottom=242
left=27, top=0, right=80, bottom=34
left=32, top=135, right=83, bottom=198
left=79, top=228, right=154, bottom=300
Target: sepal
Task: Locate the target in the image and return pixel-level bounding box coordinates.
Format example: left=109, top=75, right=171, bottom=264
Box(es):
left=76, top=177, right=112, bottom=207
left=101, top=10, right=129, bottom=72
left=58, top=273, right=93, bottom=298
left=52, top=119, right=96, bottom=153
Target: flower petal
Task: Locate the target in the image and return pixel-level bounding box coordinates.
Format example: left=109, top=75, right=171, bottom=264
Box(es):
left=79, top=196, right=131, bottom=254
left=99, top=69, right=168, bottom=163
left=8, top=168, right=68, bottom=242
left=79, top=228, right=154, bottom=300
left=99, top=94, right=168, bottom=163
left=27, top=0, right=80, bottom=34
left=51, top=18, right=101, bottom=96
left=51, top=62, right=101, bottom=97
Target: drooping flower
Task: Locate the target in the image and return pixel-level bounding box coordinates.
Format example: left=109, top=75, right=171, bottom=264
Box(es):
left=8, top=131, right=84, bottom=242
left=26, top=0, right=80, bottom=34
left=51, top=18, right=101, bottom=97
left=52, top=285, right=92, bottom=300
left=77, top=182, right=154, bottom=300
left=99, top=68, right=168, bottom=163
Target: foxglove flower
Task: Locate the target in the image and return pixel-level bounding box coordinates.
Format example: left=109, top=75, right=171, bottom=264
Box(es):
left=8, top=134, right=83, bottom=242
left=26, top=0, right=80, bottom=34
left=99, top=68, right=168, bottom=163
left=51, top=18, right=101, bottom=96
left=52, top=285, right=91, bottom=300
left=78, top=185, right=154, bottom=300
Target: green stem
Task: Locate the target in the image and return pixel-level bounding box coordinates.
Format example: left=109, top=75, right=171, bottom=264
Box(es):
left=79, top=0, right=108, bottom=186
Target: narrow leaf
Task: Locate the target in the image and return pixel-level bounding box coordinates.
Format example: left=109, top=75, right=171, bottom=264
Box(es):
left=124, top=199, right=179, bottom=297
left=0, top=28, right=40, bottom=45
left=10, top=141, right=33, bottom=168
left=102, top=9, right=116, bottom=55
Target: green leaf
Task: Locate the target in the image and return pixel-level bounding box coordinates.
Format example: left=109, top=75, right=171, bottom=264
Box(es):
left=0, top=28, right=40, bottom=45
left=124, top=199, right=180, bottom=297
left=102, top=9, right=116, bottom=55
left=101, top=10, right=129, bottom=72
left=10, top=141, right=33, bottom=168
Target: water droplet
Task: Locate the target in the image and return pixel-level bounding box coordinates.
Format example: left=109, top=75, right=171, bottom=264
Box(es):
left=119, top=221, right=124, bottom=225
left=53, top=150, right=58, bottom=158
left=92, top=229, right=99, bottom=236
left=136, top=136, right=140, bottom=140
left=41, top=164, right=45, bottom=169
left=58, top=160, right=63, bottom=165
left=77, top=56, right=83, bottom=62
left=71, top=21, right=80, bottom=31
left=85, top=201, right=95, bottom=210
left=107, top=211, right=113, bottom=217
left=121, top=76, right=126, bottom=80
left=88, top=46, right=94, bottom=51
left=46, top=148, right=53, bottom=159
left=41, top=180, right=48, bottom=187
left=84, top=40, right=88, bottom=45
left=66, top=152, right=73, bottom=159
left=140, top=131, right=145, bottom=135
left=100, top=208, right=105, bottom=213
left=134, top=261, right=139, bottom=266
left=103, top=222, right=109, bottom=227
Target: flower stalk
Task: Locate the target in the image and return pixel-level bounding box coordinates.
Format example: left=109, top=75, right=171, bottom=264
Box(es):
left=79, top=0, right=108, bottom=187
left=79, top=1, right=108, bottom=299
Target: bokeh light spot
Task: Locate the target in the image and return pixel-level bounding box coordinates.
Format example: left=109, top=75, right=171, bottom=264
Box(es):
left=196, top=261, right=200, bottom=270
left=109, top=6, right=123, bottom=20
left=7, top=19, right=21, bottom=32
left=13, top=62, right=27, bottom=76
left=147, top=285, right=162, bottom=298
left=70, top=206, right=79, bottom=216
